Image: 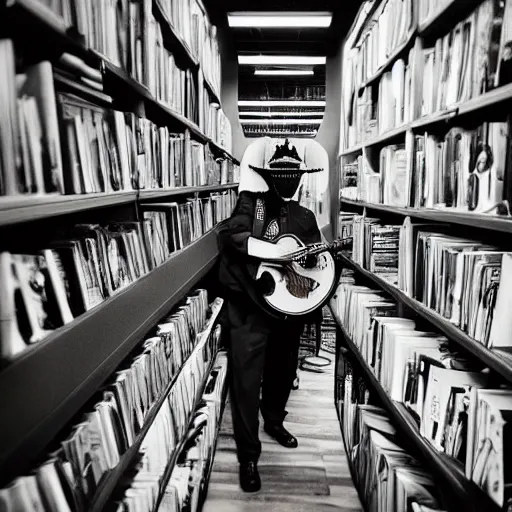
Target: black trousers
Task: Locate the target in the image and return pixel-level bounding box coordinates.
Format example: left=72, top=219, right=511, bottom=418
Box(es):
left=226, top=298, right=304, bottom=463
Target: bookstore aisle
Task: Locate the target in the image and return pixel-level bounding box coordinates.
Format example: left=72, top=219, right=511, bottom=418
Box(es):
left=203, top=353, right=362, bottom=512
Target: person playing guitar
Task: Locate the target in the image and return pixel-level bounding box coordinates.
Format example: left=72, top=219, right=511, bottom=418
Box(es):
left=217, top=137, right=334, bottom=493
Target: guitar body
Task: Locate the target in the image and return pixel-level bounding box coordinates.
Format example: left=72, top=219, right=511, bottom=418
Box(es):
left=255, top=234, right=337, bottom=316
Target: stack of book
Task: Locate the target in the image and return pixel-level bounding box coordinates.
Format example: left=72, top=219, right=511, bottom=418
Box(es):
left=350, top=0, right=414, bottom=86
left=398, top=217, right=512, bottom=350
left=342, top=212, right=512, bottom=350
left=146, top=15, right=194, bottom=120
left=0, top=291, right=222, bottom=511
left=332, top=276, right=512, bottom=508
left=0, top=222, right=149, bottom=360
left=337, top=356, right=445, bottom=512
left=159, top=351, right=228, bottom=512
left=0, top=39, right=237, bottom=199
left=340, top=151, right=382, bottom=204
left=351, top=215, right=400, bottom=285
left=198, top=91, right=232, bottom=153
left=115, top=310, right=225, bottom=511
left=409, top=122, right=510, bottom=213
left=141, top=189, right=237, bottom=267
left=0, top=192, right=234, bottom=363
left=340, top=119, right=512, bottom=217
left=420, top=0, right=512, bottom=116
left=337, top=212, right=357, bottom=249
left=194, top=7, right=221, bottom=98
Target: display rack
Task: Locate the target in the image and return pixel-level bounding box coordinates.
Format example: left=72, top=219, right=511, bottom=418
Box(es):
left=0, top=0, right=235, bottom=505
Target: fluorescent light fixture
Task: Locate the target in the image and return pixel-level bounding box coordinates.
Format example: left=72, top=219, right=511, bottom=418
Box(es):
left=238, top=55, right=326, bottom=66
left=254, top=69, right=314, bottom=76
left=239, top=100, right=326, bottom=107
left=240, top=119, right=322, bottom=125
left=228, top=11, right=332, bottom=28
left=239, top=111, right=324, bottom=117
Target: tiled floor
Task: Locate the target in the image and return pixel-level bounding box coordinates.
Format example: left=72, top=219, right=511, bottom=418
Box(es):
left=202, top=351, right=362, bottom=512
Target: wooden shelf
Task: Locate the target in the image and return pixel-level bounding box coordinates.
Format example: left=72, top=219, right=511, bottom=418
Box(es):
left=340, top=85, right=512, bottom=156
left=89, top=305, right=224, bottom=512
left=139, top=183, right=238, bottom=201
left=340, top=198, right=512, bottom=234
left=0, top=229, right=220, bottom=484
left=338, top=253, right=512, bottom=384
left=331, top=309, right=502, bottom=512
left=153, top=0, right=199, bottom=68
left=358, top=28, right=416, bottom=91
left=0, top=191, right=137, bottom=227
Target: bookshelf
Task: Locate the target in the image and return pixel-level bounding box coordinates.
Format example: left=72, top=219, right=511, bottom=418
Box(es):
left=5, top=0, right=240, bottom=163
left=0, top=0, right=237, bottom=506
left=0, top=230, right=219, bottom=483
left=88, top=302, right=225, bottom=512
left=338, top=253, right=512, bottom=383
left=336, top=0, right=512, bottom=510
left=331, top=313, right=501, bottom=512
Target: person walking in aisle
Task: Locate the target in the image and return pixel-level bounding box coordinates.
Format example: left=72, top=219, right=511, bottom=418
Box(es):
left=217, top=137, right=324, bottom=492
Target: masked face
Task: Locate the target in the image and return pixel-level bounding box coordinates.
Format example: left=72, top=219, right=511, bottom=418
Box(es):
left=269, top=171, right=302, bottom=200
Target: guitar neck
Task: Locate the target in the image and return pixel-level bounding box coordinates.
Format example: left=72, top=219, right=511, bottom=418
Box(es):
left=300, top=239, right=347, bottom=258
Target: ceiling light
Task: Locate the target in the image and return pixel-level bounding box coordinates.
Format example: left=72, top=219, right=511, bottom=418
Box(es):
left=239, top=111, right=324, bottom=117
left=254, top=69, right=314, bottom=76
left=238, top=100, right=326, bottom=107
left=228, top=12, right=332, bottom=28
left=240, top=119, right=322, bottom=125
left=238, top=55, right=326, bottom=66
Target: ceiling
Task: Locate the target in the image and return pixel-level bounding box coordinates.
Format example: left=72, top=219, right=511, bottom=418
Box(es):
left=205, top=1, right=364, bottom=137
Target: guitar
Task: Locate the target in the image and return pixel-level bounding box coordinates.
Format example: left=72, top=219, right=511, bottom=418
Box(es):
left=255, top=234, right=346, bottom=316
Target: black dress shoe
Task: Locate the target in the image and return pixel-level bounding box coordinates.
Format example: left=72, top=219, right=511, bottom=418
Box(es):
left=239, top=461, right=261, bottom=492
left=264, top=423, right=298, bottom=448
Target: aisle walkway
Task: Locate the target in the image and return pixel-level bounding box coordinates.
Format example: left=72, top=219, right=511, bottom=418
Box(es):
left=203, top=351, right=362, bottom=512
